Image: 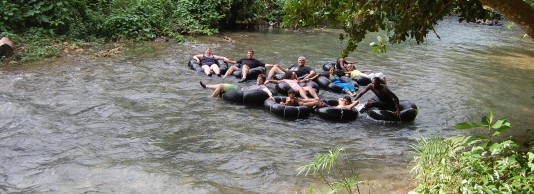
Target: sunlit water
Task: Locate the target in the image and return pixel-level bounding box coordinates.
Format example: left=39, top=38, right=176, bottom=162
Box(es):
left=1, top=17, right=533, bottom=193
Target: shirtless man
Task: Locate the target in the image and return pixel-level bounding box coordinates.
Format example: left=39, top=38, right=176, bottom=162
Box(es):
left=354, top=77, right=400, bottom=115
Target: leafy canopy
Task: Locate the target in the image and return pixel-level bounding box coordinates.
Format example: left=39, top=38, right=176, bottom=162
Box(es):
left=282, top=0, right=491, bottom=56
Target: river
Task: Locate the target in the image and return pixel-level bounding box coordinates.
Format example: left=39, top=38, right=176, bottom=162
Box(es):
left=1, top=17, right=533, bottom=193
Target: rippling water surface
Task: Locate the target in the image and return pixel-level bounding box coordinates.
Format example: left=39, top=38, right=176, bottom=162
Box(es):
left=1, top=17, right=533, bottom=193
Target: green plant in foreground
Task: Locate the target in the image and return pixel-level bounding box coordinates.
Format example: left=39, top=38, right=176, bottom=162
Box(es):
left=411, top=107, right=533, bottom=194
left=297, top=147, right=363, bottom=194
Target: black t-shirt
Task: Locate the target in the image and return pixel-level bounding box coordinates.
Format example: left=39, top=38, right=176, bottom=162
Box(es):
left=236, top=58, right=265, bottom=69
left=288, top=64, right=314, bottom=77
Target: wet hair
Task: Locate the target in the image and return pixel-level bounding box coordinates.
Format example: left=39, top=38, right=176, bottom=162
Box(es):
left=257, top=74, right=266, bottom=82
left=342, top=95, right=352, bottom=104
left=287, top=89, right=298, bottom=96
left=329, top=66, right=335, bottom=71
left=372, top=77, right=382, bottom=86
left=248, top=49, right=254, bottom=54
left=284, top=71, right=295, bottom=79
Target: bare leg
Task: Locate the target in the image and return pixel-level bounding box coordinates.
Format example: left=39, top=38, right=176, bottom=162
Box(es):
left=224, top=65, right=238, bottom=77
left=304, top=86, right=319, bottom=99
left=299, top=99, right=323, bottom=107
left=267, top=66, right=286, bottom=79
left=241, top=65, right=250, bottom=79
left=202, top=65, right=211, bottom=76
left=206, top=83, right=221, bottom=90
left=211, top=84, right=225, bottom=97
left=211, top=64, right=220, bottom=75
left=296, top=87, right=310, bottom=99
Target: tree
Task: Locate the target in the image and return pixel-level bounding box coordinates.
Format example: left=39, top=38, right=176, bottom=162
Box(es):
left=282, top=0, right=534, bottom=55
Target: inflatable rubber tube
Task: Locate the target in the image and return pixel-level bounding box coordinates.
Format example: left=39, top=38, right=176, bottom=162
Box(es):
left=274, top=82, right=291, bottom=96
left=222, top=89, right=270, bottom=106
left=314, top=99, right=359, bottom=121
left=187, top=59, right=228, bottom=74
left=340, top=76, right=360, bottom=90
left=275, top=82, right=319, bottom=97
left=232, top=66, right=266, bottom=80
left=326, top=76, right=359, bottom=93
left=314, top=75, right=331, bottom=88
left=300, top=81, right=320, bottom=93
left=217, top=59, right=229, bottom=75
left=188, top=59, right=203, bottom=72
left=322, top=62, right=335, bottom=71
left=327, top=83, right=344, bottom=93
left=264, top=96, right=310, bottom=119
left=322, top=62, right=345, bottom=76
left=367, top=100, right=418, bottom=122
left=353, top=76, right=371, bottom=86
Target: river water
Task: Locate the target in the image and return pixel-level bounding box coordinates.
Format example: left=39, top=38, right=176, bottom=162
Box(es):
left=1, top=17, right=533, bottom=193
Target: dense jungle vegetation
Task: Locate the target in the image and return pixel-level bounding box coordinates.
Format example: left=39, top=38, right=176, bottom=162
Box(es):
left=0, top=0, right=284, bottom=62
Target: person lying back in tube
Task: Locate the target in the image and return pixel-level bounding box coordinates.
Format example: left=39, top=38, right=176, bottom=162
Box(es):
left=223, top=49, right=275, bottom=82
left=345, top=63, right=387, bottom=85
left=265, top=71, right=319, bottom=100
left=199, top=74, right=273, bottom=98
left=267, top=56, right=316, bottom=82
left=192, top=47, right=232, bottom=77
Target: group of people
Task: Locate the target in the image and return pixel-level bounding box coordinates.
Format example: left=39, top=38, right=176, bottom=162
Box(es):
left=194, top=47, right=401, bottom=116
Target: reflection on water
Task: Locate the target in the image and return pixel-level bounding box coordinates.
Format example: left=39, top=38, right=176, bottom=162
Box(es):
left=1, top=17, right=533, bottom=193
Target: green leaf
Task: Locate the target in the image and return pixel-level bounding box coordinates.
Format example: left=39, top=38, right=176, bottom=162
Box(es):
left=481, top=116, right=490, bottom=126
left=488, top=106, right=494, bottom=124
left=39, top=15, right=49, bottom=23
left=454, top=122, right=484, bottom=130
left=489, top=142, right=503, bottom=155
left=528, top=152, right=534, bottom=171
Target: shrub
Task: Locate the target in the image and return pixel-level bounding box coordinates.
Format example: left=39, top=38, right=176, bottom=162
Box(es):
left=411, top=107, right=534, bottom=193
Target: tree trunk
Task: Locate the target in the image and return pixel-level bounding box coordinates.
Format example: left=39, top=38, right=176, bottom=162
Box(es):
left=479, top=0, right=534, bottom=38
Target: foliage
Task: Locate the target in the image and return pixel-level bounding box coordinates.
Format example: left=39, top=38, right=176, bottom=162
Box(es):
left=223, top=0, right=285, bottom=28
left=454, top=107, right=511, bottom=141
left=297, top=147, right=363, bottom=194
left=412, top=107, right=534, bottom=193
left=370, top=36, right=387, bottom=54
left=1, top=0, right=285, bottom=62
left=281, top=0, right=534, bottom=56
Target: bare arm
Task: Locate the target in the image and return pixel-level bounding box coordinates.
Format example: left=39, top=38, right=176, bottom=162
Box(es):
left=265, top=79, right=283, bottom=84
left=387, top=88, right=401, bottom=115
left=354, top=84, right=372, bottom=100
left=300, top=70, right=317, bottom=82
left=226, top=58, right=237, bottom=64
left=262, top=87, right=273, bottom=98
left=213, top=55, right=227, bottom=61
left=347, top=100, right=359, bottom=109
left=306, top=73, right=320, bottom=81
left=193, top=54, right=203, bottom=64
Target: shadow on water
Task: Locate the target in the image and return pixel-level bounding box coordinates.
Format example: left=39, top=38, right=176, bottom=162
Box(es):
left=1, top=16, right=533, bottom=193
